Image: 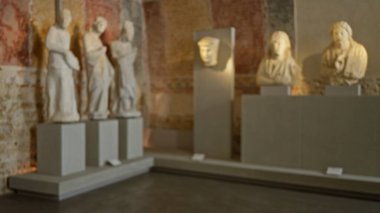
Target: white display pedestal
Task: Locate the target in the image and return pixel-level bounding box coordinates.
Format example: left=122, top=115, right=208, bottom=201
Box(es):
left=9, top=157, right=153, bottom=200
left=194, top=28, right=235, bottom=160
left=86, top=120, right=119, bottom=167
left=260, top=86, right=291, bottom=96
left=119, top=117, right=144, bottom=160
left=325, top=85, right=361, bottom=96
left=37, top=122, right=85, bottom=176
left=241, top=95, right=380, bottom=177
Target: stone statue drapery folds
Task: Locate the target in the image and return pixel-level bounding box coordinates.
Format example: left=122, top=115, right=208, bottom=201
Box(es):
left=46, top=9, right=80, bottom=122
left=321, top=21, right=368, bottom=86
left=111, top=20, right=140, bottom=117
left=84, top=16, right=115, bottom=120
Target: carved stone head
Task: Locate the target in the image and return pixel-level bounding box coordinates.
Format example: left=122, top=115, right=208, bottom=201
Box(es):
left=93, top=16, right=108, bottom=34
left=197, top=36, right=220, bottom=67
left=121, top=20, right=134, bottom=42
left=268, top=31, right=291, bottom=60
left=330, top=21, right=352, bottom=48
left=60, top=9, right=72, bottom=29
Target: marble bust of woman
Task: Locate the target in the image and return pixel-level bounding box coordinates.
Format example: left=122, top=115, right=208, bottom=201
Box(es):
left=256, top=31, right=301, bottom=86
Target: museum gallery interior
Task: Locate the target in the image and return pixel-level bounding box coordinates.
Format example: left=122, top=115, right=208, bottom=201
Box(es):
left=1, top=0, right=380, bottom=212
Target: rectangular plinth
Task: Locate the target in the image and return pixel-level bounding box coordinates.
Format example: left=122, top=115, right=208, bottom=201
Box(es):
left=260, top=86, right=292, bottom=96
left=9, top=157, right=154, bottom=200
left=194, top=28, right=235, bottom=160
left=149, top=151, right=380, bottom=199
left=241, top=95, right=380, bottom=177
left=119, top=117, right=144, bottom=160
left=37, top=122, right=85, bottom=176
left=325, top=85, right=361, bottom=96
left=86, top=120, right=119, bottom=167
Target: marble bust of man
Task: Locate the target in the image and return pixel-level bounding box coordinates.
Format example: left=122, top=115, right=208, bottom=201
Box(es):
left=197, top=36, right=220, bottom=67
left=321, top=21, right=368, bottom=86
left=45, top=9, right=80, bottom=122
left=84, top=16, right=115, bottom=119
left=111, top=20, right=140, bottom=117
left=256, top=31, right=301, bottom=86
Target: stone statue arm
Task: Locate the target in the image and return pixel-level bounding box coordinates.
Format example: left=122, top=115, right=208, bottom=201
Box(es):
left=111, top=42, right=127, bottom=59
left=256, top=60, right=274, bottom=85
left=358, top=47, right=368, bottom=78
left=110, top=42, right=120, bottom=59
left=132, top=47, right=138, bottom=61
left=46, top=27, right=69, bottom=54
left=257, top=75, right=275, bottom=85
left=65, top=52, right=80, bottom=71
left=84, top=34, right=107, bottom=60
left=344, top=45, right=368, bottom=80
left=321, top=51, right=339, bottom=80
left=87, top=46, right=107, bottom=60
left=290, top=62, right=302, bottom=85
left=111, top=42, right=137, bottom=61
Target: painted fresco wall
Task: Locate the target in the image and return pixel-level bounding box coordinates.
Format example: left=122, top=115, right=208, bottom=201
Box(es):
left=0, top=0, right=29, bottom=66
left=145, top=0, right=212, bottom=132
left=0, top=0, right=34, bottom=196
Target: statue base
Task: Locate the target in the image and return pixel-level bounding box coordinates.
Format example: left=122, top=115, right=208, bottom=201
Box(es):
left=119, top=117, right=144, bottom=160
left=260, top=86, right=292, bottom=96
left=37, top=122, right=85, bottom=176
left=325, top=85, right=362, bottom=96
left=113, top=110, right=142, bottom=118
left=86, top=120, right=119, bottom=167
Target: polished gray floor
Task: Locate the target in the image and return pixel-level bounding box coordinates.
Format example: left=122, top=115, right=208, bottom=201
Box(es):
left=1, top=172, right=380, bottom=213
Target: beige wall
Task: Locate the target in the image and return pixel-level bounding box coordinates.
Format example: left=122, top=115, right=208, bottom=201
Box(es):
left=295, top=0, right=380, bottom=79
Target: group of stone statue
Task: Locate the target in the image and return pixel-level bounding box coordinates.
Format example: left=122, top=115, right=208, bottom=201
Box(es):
left=255, top=21, right=368, bottom=87
left=45, top=9, right=140, bottom=122
left=46, top=9, right=368, bottom=123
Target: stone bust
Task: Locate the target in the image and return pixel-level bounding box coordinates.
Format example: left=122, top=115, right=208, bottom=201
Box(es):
left=321, top=21, right=368, bottom=86
left=197, top=36, right=220, bottom=67
left=256, top=31, right=301, bottom=86
left=84, top=16, right=115, bottom=119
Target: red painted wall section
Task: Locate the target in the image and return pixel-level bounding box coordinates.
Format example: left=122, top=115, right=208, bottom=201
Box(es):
left=0, top=0, right=30, bottom=66
left=143, top=1, right=166, bottom=78
left=210, top=0, right=265, bottom=74
left=85, top=0, right=121, bottom=45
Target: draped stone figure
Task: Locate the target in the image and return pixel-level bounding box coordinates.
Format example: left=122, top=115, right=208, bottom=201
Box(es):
left=321, top=21, right=368, bottom=86
left=84, top=16, right=115, bottom=119
left=111, top=21, right=140, bottom=117
left=46, top=9, right=80, bottom=122
left=256, top=31, right=301, bottom=86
